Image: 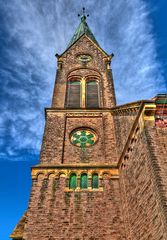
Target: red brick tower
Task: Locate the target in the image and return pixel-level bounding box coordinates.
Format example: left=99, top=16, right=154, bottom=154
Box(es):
left=11, top=12, right=125, bottom=240
left=10, top=10, right=167, bottom=240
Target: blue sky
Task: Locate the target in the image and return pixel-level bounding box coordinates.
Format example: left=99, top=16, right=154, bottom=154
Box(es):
left=0, top=0, right=167, bottom=239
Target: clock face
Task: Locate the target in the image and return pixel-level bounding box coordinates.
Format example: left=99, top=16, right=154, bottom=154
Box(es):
left=77, top=54, right=92, bottom=64
left=70, top=129, right=97, bottom=148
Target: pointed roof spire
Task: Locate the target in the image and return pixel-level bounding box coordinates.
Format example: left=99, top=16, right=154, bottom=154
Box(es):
left=67, top=7, right=99, bottom=48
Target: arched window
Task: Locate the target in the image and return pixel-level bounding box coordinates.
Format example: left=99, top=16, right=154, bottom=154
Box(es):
left=69, top=173, right=77, bottom=189
left=67, top=80, right=80, bottom=108
left=92, top=174, right=99, bottom=189
left=86, top=80, right=99, bottom=108
left=80, top=173, right=88, bottom=189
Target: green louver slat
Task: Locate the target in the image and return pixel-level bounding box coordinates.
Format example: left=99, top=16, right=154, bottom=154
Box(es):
left=69, top=174, right=77, bottom=189
left=92, top=174, right=99, bottom=188
left=86, top=81, right=99, bottom=108
left=156, top=100, right=167, bottom=104
left=80, top=174, right=88, bottom=189
left=67, top=81, right=80, bottom=108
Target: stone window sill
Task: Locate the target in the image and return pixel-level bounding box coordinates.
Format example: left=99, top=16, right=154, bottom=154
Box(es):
left=64, top=187, right=103, bottom=192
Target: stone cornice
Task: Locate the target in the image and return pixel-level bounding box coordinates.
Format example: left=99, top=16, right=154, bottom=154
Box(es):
left=45, top=100, right=155, bottom=117
left=118, top=101, right=156, bottom=168
left=32, top=164, right=118, bottom=169
left=31, top=164, right=119, bottom=180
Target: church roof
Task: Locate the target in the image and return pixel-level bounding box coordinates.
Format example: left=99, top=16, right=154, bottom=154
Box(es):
left=67, top=15, right=99, bottom=49
left=10, top=211, right=27, bottom=239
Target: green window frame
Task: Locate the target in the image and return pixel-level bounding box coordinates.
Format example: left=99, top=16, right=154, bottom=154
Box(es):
left=92, top=173, right=99, bottom=188
left=69, top=173, right=77, bottom=189
left=80, top=173, right=88, bottom=189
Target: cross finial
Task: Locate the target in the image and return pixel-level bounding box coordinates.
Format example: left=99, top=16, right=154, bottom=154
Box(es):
left=78, top=7, right=89, bottom=21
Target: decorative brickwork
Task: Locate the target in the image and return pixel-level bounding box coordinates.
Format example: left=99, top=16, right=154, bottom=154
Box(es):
left=112, top=102, right=141, bottom=156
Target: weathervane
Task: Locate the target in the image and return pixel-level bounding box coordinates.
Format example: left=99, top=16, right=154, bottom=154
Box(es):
left=78, top=7, right=89, bottom=20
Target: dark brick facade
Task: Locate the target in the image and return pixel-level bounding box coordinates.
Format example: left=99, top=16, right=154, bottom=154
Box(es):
left=22, top=173, right=125, bottom=240
left=119, top=127, right=167, bottom=239
left=10, top=28, right=167, bottom=240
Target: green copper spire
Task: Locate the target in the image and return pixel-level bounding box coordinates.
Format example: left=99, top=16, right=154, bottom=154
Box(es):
left=67, top=8, right=99, bottom=48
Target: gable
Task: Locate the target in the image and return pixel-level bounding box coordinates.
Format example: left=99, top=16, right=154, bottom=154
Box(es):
left=60, top=34, right=108, bottom=58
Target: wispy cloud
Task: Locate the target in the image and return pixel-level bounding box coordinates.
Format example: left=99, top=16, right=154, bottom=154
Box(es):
left=0, top=0, right=166, bottom=161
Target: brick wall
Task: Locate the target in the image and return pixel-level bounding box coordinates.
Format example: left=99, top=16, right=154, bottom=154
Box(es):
left=145, top=127, right=167, bottom=225
left=40, top=111, right=118, bottom=165
left=64, top=112, right=118, bottom=164
left=64, top=115, right=105, bottom=164
left=40, top=112, right=66, bottom=164
left=23, top=173, right=125, bottom=240
left=119, top=126, right=167, bottom=240
left=113, top=109, right=139, bottom=156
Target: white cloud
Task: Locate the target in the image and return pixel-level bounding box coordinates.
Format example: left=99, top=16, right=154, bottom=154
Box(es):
left=0, top=0, right=166, bottom=160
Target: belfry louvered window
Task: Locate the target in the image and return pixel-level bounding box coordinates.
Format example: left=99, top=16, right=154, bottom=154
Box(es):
left=80, top=173, right=88, bottom=189
left=69, top=173, right=77, bottom=189
left=67, top=81, right=80, bottom=108
left=66, top=78, right=100, bottom=108
left=86, top=81, right=99, bottom=108
left=92, top=173, right=99, bottom=188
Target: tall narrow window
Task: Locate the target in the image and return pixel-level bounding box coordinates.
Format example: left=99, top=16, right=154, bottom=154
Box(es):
left=67, top=81, right=80, bottom=108
left=69, top=173, right=77, bottom=189
left=86, top=81, right=99, bottom=108
left=80, top=173, right=88, bottom=189
left=92, top=174, right=99, bottom=189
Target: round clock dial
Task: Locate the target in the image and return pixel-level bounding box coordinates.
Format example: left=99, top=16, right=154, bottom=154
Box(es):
left=77, top=54, right=92, bottom=64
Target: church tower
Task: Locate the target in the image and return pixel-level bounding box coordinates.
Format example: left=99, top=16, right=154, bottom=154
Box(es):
left=11, top=11, right=125, bottom=240
left=11, top=9, right=167, bottom=240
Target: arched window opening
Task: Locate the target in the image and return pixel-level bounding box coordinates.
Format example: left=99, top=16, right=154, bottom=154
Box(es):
left=86, top=80, right=99, bottom=108
left=69, top=173, right=77, bottom=189
left=80, top=173, right=88, bottom=189
left=67, top=80, right=81, bottom=108
left=92, top=174, right=99, bottom=188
